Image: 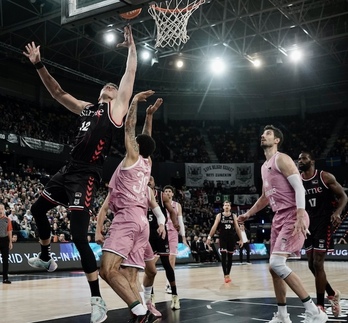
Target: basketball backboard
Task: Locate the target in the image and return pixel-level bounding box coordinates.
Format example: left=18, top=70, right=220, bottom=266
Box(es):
left=61, top=0, right=152, bottom=26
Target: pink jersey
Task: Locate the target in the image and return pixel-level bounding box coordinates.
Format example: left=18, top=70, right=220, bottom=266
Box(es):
left=108, top=156, right=151, bottom=214
left=261, top=152, right=296, bottom=214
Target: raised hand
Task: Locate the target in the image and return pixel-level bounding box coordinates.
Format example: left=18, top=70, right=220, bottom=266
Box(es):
left=116, top=25, right=135, bottom=48
left=134, top=90, right=155, bottom=102
left=23, top=41, right=41, bottom=64
left=146, top=98, right=163, bottom=115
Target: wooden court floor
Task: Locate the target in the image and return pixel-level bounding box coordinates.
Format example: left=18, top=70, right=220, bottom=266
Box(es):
left=2, top=260, right=347, bottom=323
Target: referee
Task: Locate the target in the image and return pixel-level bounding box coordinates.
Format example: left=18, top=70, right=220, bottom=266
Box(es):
left=0, top=203, right=13, bottom=284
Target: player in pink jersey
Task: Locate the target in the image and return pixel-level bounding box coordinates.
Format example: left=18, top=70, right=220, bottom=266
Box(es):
left=97, top=90, right=160, bottom=323
left=238, top=125, right=327, bottom=323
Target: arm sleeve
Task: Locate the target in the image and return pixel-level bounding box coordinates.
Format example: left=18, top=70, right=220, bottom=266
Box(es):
left=152, top=206, right=166, bottom=226
left=178, top=215, right=185, bottom=236
left=287, top=174, right=306, bottom=209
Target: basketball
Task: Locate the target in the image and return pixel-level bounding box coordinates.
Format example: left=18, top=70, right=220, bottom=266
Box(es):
left=119, top=8, right=142, bottom=20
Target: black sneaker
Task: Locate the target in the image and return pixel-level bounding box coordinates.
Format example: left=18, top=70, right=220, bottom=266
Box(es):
left=3, top=279, right=11, bottom=284
left=137, top=310, right=160, bottom=323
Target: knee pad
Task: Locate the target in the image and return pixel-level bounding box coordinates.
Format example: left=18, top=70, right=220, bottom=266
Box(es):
left=269, top=255, right=292, bottom=279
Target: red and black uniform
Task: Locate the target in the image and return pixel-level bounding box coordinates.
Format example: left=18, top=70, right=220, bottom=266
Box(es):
left=31, top=102, right=123, bottom=273
left=302, top=169, right=335, bottom=252
left=43, top=102, right=122, bottom=210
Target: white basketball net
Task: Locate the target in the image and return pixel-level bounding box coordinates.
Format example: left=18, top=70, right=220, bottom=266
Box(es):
left=148, top=0, right=205, bottom=48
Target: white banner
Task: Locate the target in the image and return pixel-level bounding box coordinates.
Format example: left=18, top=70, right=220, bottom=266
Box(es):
left=233, top=194, right=259, bottom=205
left=20, top=136, right=64, bottom=154
left=185, top=163, right=254, bottom=187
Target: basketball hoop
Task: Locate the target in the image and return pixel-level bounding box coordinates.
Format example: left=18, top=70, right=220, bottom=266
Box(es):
left=148, top=0, right=205, bottom=48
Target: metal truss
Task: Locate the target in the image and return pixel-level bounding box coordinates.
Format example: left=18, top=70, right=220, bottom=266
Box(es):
left=0, top=0, right=347, bottom=90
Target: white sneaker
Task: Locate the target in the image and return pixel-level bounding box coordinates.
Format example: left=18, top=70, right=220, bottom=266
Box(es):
left=304, top=307, right=328, bottom=323
left=165, top=284, right=172, bottom=294
left=171, top=295, right=180, bottom=310
left=327, top=290, right=341, bottom=317
left=90, top=297, right=107, bottom=323
left=28, top=253, right=58, bottom=272
left=268, top=312, right=292, bottom=323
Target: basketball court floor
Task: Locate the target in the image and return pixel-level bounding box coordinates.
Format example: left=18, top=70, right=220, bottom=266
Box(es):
left=2, top=260, right=347, bottom=323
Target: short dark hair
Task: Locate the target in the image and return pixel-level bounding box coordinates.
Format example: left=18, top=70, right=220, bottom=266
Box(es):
left=300, top=151, right=315, bottom=160
left=163, top=185, right=175, bottom=193
left=264, top=125, right=284, bottom=148
left=136, top=134, right=156, bottom=158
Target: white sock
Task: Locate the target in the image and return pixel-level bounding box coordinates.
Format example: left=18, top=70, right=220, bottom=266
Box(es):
left=278, top=305, right=288, bottom=317
left=131, top=303, right=147, bottom=316
left=144, top=286, right=152, bottom=302
left=303, top=298, right=318, bottom=314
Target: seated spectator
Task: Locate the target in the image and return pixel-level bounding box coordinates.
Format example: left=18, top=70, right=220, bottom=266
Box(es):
left=190, top=235, right=200, bottom=262
left=58, top=233, right=67, bottom=243
left=8, top=208, right=21, bottom=231
left=337, top=230, right=348, bottom=244
left=20, top=215, right=35, bottom=239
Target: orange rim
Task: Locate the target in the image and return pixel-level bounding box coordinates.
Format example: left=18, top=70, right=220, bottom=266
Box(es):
left=150, top=0, right=204, bottom=14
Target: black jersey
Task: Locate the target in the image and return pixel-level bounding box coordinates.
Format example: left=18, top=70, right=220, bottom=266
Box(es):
left=70, top=102, right=122, bottom=166
left=147, top=189, right=166, bottom=231
left=218, top=213, right=236, bottom=238
left=302, top=169, right=335, bottom=226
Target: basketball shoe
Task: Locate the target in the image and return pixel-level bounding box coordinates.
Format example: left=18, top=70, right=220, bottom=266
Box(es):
left=304, top=307, right=328, bottom=323
left=165, top=284, right=172, bottom=294
left=146, top=301, right=162, bottom=317
left=28, top=253, right=58, bottom=272
left=327, top=290, right=341, bottom=317
left=268, top=312, right=292, bottom=323
left=171, top=295, right=181, bottom=310
left=136, top=310, right=160, bottom=323
left=90, top=296, right=107, bottom=323
left=224, top=276, right=232, bottom=283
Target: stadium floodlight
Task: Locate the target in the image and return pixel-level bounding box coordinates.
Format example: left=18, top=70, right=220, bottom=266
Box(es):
left=289, top=49, right=303, bottom=62
left=210, top=57, right=225, bottom=75
left=141, top=50, right=151, bottom=61
left=176, top=59, right=184, bottom=68
left=104, top=31, right=116, bottom=44
left=252, top=59, right=262, bottom=68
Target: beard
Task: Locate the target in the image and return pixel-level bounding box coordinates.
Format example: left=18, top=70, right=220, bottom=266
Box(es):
left=261, top=142, right=271, bottom=149
left=298, top=163, right=311, bottom=172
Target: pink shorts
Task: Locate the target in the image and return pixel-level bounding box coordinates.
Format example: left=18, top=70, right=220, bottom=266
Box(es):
left=270, top=208, right=309, bottom=259
left=103, top=207, right=149, bottom=269
left=143, top=241, right=156, bottom=262
left=167, top=228, right=178, bottom=255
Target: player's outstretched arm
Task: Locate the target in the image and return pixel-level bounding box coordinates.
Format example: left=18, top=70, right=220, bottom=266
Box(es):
left=142, top=98, right=163, bottom=136
left=111, top=25, right=137, bottom=123
left=23, top=42, right=88, bottom=114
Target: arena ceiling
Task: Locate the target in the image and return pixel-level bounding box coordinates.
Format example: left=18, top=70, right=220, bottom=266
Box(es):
left=0, top=0, right=348, bottom=97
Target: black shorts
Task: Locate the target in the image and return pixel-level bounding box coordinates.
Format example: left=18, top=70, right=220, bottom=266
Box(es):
left=304, top=223, right=334, bottom=252
left=42, top=161, right=102, bottom=213
left=219, top=236, right=236, bottom=253
left=149, top=228, right=170, bottom=255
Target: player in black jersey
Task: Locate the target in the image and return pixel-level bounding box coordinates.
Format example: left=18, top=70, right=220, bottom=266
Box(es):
left=299, top=151, right=347, bottom=317
left=23, top=25, right=137, bottom=323
left=143, top=176, right=181, bottom=311
left=207, top=201, right=243, bottom=283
